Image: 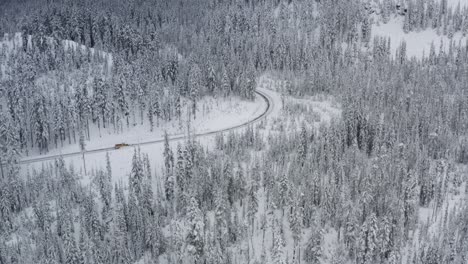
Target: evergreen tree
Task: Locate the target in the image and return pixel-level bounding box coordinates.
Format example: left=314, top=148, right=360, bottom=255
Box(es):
left=304, top=217, right=323, bottom=264
left=298, top=123, right=308, bottom=166
left=247, top=182, right=258, bottom=229
left=163, top=131, right=174, bottom=173
left=188, top=63, right=202, bottom=119
left=130, top=148, right=144, bottom=198
left=186, top=197, right=205, bottom=262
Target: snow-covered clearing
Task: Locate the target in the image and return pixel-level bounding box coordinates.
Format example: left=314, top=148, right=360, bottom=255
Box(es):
left=380, top=0, right=468, bottom=9
left=257, top=73, right=341, bottom=133
left=447, top=0, right=468, bottom=8
left=372, top=16, right=467, bottom=58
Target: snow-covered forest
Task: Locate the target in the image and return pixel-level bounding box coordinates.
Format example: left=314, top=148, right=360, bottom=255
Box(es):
left=1, top=0, right=468, bottom=263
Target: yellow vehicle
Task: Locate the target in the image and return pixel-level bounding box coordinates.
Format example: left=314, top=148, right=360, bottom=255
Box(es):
left=115, top=143, right=130, bottom=149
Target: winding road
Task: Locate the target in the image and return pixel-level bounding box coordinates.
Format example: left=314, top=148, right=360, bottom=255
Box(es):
left=18, top=89, right=274, bottom=165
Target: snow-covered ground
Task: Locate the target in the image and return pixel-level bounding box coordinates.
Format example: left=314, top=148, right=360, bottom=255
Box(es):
left=257, top=73, right=341, bottom=133
left=447, top=0, right=468, bottom=8
left=384, top=0, right=468, bottom=9
left=372, top=16, right=467, bottom=59
left=370, top=0, right=468, bottom=59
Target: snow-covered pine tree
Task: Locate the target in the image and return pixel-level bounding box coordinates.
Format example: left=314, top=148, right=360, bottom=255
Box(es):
left=186, top=197, right=205, bottom=263
left=304, top=216, right=323, bottom=264
left=298, top=123, right=308, bottom=166
left=163, top=131, right=174, bottom=173
left=130, top=148, right=144, bottom=198
left=246, top=182, right=258, bottom=231
left=188, top=63, right=202, bottom=119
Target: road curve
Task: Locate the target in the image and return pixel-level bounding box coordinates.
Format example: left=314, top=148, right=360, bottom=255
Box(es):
left=18, top=89, right=273, bottom=165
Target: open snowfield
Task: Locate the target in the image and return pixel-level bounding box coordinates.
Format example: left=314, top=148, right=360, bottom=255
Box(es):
left=258, top=74, right=341, bottom=132
left=372, top=16, right=467, bottom=58
left=383, top=0, right=468, bottom=8
left=447, top=0, right=468, bottom=7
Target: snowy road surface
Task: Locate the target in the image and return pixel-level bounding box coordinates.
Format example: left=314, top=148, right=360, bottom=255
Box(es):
left=18, top=89, right=274, bottom=165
